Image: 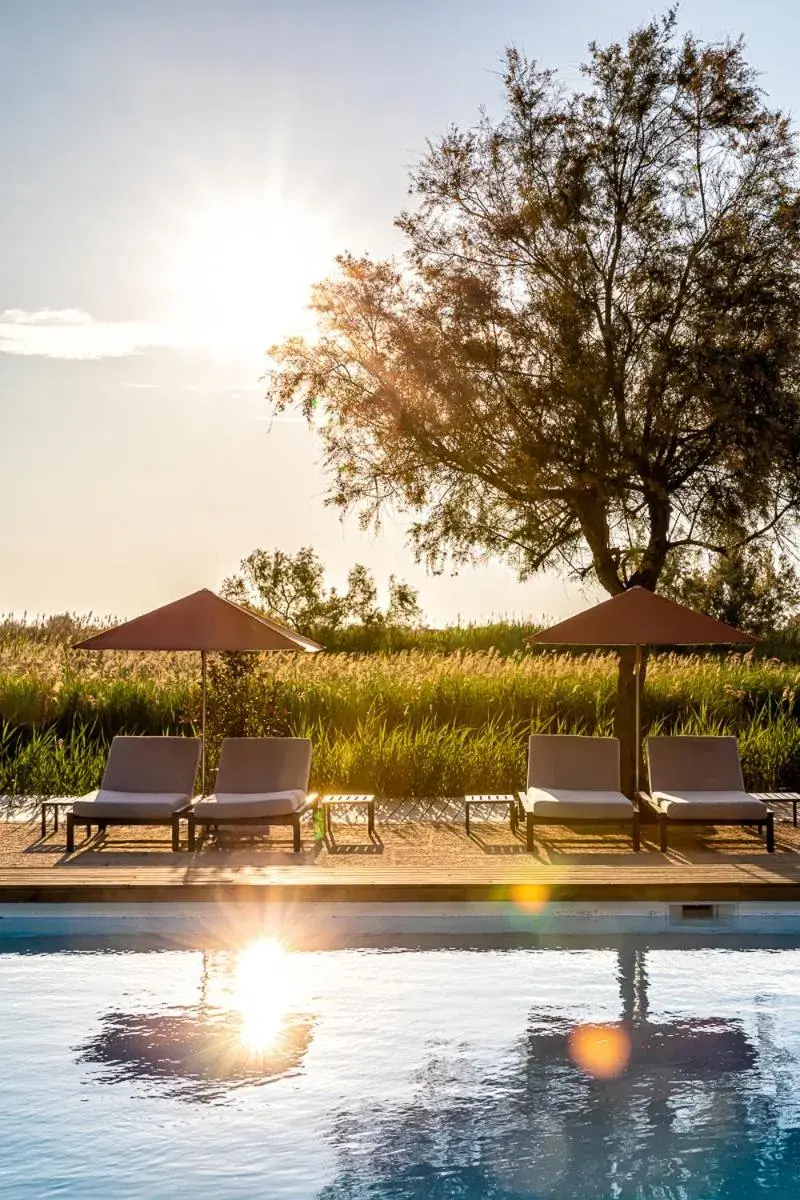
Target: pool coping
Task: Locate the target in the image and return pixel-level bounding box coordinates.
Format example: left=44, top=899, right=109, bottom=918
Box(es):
left=6, top=899, right=800, bottom=942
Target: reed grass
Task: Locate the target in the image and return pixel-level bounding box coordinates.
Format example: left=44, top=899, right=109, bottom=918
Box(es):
left=2, top=615, right=800, bottom=796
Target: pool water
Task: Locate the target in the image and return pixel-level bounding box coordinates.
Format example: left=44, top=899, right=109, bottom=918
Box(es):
left=1, top=934, right=800, bottom=1198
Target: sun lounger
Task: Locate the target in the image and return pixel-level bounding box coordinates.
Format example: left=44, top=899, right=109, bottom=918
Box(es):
left=66, top=736, right=201, bottom=853
left=185, top=737, right=317, bottom=852
left=642, top=736, right=774, bottom=852
left=517, top=734, right=639, bottom=852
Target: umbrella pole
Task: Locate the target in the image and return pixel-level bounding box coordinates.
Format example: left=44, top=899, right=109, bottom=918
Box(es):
left=634, top=643, right=643, bottom=796
left=201, top=649, right=207, bottom=794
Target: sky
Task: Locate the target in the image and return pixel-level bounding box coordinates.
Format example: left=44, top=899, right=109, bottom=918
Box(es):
left=3, top=0, right=800, bottom=625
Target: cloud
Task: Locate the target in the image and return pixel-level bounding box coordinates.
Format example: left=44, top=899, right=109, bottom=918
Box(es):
left=2, top=307, right=94, bottom=326
left=0, top=308, right=200, bottom=360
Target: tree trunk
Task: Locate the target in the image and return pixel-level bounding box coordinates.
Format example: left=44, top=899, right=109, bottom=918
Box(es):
left=615, top=648, right=648, bottom=798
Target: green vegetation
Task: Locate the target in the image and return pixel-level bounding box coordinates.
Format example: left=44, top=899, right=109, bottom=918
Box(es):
left=2, top=615, right=800, bottom=797
left=222, top=545, right=422, bottom=644
left=269, top=14, right=800, bottom=797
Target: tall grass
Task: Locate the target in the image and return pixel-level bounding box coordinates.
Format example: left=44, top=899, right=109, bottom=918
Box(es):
left=2, top=614, right=800, bottom=795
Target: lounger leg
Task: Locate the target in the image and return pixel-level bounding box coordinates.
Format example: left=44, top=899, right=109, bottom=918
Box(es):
left=509, top=802, right=517, bottom=834
left=187, top=815, right=196, bottom=852
left=526, top=813, right=535, bottom=853
left=41, top=804, right=47, bottom=839
left=368, top=800, right=375, bottom=837
left=659, top=813, right=668, bottom=853
left=465, top=803, right=470, bottom=836
left=66, top=813, right=75, bottom=854
left=293, top=816, right=302, bottom=853
left=766, top=812, right=775, bottom=853
left=171, top=814, right=181, bottom=852
left=632, top=813, right=640, bottom=853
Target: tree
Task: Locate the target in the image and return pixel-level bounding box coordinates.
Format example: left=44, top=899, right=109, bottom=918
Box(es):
left=268, top=12, right=800, bottom=792
left=222, top=547, right=421, bottom=638
left=659, top=545, right=799, bottom=636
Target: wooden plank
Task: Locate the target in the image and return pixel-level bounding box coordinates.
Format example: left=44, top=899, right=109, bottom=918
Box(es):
left=2, top=852, right=800, bottom=905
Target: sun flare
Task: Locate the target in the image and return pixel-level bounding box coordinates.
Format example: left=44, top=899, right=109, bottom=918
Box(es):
left=168, top=192, right=334, bottom=352
left=233, top=937, right=294, bottom=1052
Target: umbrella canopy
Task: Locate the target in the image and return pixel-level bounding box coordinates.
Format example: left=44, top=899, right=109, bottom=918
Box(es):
left=75, top=589, right=322, bottom=790
left=529, top=586, right=756, bottom=649
left=74, top=588, right=322, bottom=653
left=529, top=587, right=755, bottom=798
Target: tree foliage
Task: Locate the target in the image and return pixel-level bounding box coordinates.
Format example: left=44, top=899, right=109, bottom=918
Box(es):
left=268, top=11, right=800, bottom=599
left=221, top=546, right=421, bottom=639
left=659, top=545, right=799, bottom=636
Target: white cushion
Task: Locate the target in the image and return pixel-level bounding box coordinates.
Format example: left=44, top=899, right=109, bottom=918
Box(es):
left=71, top=789, right=189, bottom=820
left=524, top=788, right=635, bottom=819
left=191, top=789, right=306, bottom=821
left=653, top=790, right=769, bottom=820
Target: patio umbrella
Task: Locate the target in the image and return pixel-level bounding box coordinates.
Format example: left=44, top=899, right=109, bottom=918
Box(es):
left=74, top=588, right=322, bottom=790
left=528, top=587, right=755, bottom=797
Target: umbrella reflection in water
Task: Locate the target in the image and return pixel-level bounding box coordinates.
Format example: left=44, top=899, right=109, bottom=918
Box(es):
left=76, top=938, right=314, bottom=1103
left=319, top=946, right=788, bottom=1200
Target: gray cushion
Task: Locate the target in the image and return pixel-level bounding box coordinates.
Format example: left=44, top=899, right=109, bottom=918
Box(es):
left=524, top=787, right=635, bottom=820
left=72, top=789, right=189, bottom=820
left=528, top=735, right=621, bottom=791
left=102, top=736, right=201, bottom=794
left=192, top=789, right=307, bottom=821
left=653, top=789, right=768, bottom=820
left=215, top=738, right=312, bottom=793
left=646, top=737, right=744, bottom=792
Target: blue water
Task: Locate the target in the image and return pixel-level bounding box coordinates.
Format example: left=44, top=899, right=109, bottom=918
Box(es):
left=1, top=934, right=800, bottom=1198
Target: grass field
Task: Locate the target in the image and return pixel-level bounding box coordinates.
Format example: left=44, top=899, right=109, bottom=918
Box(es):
left=2, top=615, right=800, bottom=796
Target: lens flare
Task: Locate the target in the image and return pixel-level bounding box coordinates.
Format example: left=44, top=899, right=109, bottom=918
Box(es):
left=509, top=884, right=549, bottom=913
left=233, top=937, right=292, bottom=1053
left=568, top=1023, right=631, bottom=1078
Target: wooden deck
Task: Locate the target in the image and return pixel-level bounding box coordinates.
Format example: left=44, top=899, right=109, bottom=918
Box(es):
left=2, top=795, right=800, bottom=902
left=3, top=859, right=800, bottom=903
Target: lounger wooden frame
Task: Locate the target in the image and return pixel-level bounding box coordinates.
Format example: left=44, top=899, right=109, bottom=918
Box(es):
left=517, top=793, right=640, bottom=853
left=184, top=794, right=320, bottom=853
left=636, top=792, right=775, bottom=853
left=66, top=805, right=192, bottom=854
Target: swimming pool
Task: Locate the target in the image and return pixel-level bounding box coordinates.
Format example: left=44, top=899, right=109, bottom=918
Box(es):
left=2, top=915, right=800, bottom=1198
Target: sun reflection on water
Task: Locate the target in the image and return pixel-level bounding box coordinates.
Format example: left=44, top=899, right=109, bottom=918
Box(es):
left=232, top=937, right=294, bottom=1053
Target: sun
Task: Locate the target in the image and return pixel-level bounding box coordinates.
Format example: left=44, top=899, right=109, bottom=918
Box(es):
left=168, top=191, right=334, bottom=353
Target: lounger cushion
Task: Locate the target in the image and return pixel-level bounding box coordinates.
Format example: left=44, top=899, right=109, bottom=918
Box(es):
left=101, top=736, right=201, bottom=794
left=72, top=790, right=190, bottom=820
left=525, top=788, right=635, bottom=820
left=653, top=790, right=768, bottom=820
left=192, top=789, right=307, bottom=820
left=215, top=739, right=312, bottom=794
left=527, top=735, right=621, bottom=791
left=646, top=737, right=745, bottom=792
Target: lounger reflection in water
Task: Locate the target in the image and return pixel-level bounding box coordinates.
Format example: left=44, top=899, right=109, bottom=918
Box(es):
left=66, top=736, right=201, bottom=853
left=185, top=737, right=317, bottom=852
